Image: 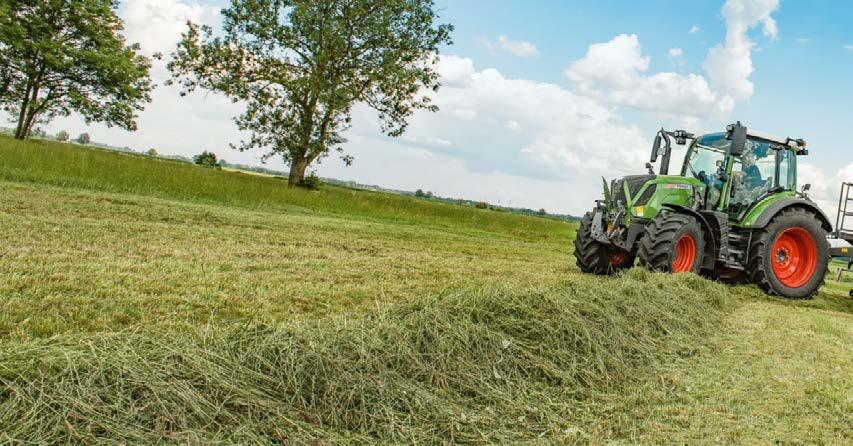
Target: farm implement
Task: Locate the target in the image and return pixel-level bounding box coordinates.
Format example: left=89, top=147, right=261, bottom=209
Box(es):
left=829, top=182, right=853, bottom=295
left=575, top=122, right=831, bottom=299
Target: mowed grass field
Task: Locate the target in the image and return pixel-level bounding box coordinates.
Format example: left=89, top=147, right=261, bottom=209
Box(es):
left=0, top=136, right=851, bottom=444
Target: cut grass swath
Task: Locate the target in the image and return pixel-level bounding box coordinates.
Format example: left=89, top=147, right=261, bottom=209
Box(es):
left=0, top=270, right=735, bottom=444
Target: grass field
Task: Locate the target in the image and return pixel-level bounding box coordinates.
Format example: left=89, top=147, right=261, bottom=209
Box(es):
left=1, top=136, right=851, bottom=444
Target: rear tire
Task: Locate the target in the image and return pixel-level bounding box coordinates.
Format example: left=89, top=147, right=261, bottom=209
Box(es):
left=747, top=208, right=829, bottom=299
left=574, top=212, right=635, bottom=275
left=639, top=213, right=705, bottom=273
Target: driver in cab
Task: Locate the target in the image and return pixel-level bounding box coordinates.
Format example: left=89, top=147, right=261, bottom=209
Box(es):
left=733, top=142, right=770, bottom=205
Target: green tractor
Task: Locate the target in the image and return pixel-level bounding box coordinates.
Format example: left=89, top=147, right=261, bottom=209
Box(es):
left=574, top=122, right=831, bottom=298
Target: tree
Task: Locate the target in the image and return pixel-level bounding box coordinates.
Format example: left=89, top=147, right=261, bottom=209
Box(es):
left=194, top=150, right=220, bottom=168
left=55, top=130, right=69, bottom=141
left=77, top=133, right=90, bottom=144
left=168, top=0, right=453, bottom=186
left=538, top=208, right=547, bottom=216
left=147, top=148, right=158, bottom=157
left=0, top=0, right=154, bottom=140
left=414, top=189, right=425, bottom=198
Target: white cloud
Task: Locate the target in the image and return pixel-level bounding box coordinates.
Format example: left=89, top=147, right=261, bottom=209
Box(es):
left=123, top=0, right=220, bottom=58
left=689, top=25, right=701, bottom=34
left=453, top=109, right=478, bottom=120
left=704, top=0, right=780, bottom=102
left=318, top=134, right=585, bottom=213
left=348, top=56, right=649, bottom=200
left=566, top=0, right=780, bottom=121
left=844, top=44, right=853, bottom=52
left=437, top=56, right=476, bottom=87
left=485, top=36, right=540, bottom=58
left=799, top=162, right=853, bottom=218
left=796, top=37, right=812, bottom=44
left=565, top=34, right=728, bottom=118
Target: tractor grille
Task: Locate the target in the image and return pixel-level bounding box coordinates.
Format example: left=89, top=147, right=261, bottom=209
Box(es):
left=612, top=175, right=655, bottom=206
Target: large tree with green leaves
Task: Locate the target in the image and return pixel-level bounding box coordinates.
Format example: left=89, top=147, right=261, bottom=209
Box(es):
left=169, top=0, right=453, bottom=186
left=0, top=0, right=153, bottom=140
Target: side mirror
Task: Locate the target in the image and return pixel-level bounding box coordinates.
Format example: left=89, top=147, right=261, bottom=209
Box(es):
left=650, top=135, right=661, bottom=162
left=727, top=121, right=748, bottom=156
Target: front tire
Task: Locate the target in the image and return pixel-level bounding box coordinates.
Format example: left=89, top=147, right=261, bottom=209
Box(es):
left=639, top=213, right=705, bottom=273
left=747, top=208, right=829, bottom=299
left=574, top=212, right=635, bottom=275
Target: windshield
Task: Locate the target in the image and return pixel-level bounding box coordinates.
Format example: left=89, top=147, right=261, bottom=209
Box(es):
left=682, top=133, right=728, bottom=179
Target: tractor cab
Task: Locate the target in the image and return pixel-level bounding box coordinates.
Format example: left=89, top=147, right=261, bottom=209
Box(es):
left=679, top=128, right=801, bottom=222
left=575, top=122, right=832, bottom=299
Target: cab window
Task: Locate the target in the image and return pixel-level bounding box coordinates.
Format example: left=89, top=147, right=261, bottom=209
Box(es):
left=730, top=139, right=793, bottom=213
left=777, top=149, right=795, bottom=190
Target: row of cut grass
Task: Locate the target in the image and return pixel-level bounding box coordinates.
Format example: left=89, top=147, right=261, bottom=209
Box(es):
left=0, top=270, right=738, bottom=444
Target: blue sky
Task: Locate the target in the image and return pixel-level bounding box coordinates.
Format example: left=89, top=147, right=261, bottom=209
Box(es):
left=439, top=0, right=853, bottom=156
left=29, top=0, right=853, bottom=214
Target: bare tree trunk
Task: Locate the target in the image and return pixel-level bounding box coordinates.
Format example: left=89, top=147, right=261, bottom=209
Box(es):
left=22, top=106, right=39, bottom=138
left=288, top=156, right=309, bottom=187
left=14, top=83, right=32, bottom=140
left=20, top=82, right=41, bottom=139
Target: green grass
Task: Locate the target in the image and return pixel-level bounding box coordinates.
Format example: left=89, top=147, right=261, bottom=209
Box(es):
left=0, top=136, right=851, bottom=444
left=0, top=181, right=571, bottom=340
left=0, top=136, right=568, bottom=238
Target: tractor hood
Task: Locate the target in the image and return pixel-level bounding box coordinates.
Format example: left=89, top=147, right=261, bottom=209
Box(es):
left=610, top=174, right=656, bottom=207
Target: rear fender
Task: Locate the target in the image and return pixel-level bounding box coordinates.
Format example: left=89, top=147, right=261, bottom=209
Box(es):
left=746, top=198, right=832, bottom=231
left=662, top=204, right=717, bottom=269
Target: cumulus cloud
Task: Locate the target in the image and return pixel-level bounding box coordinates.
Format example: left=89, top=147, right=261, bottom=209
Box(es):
left=398, top=56, right=649, bottom=177
left=799, top=162, right=853, bottom=218
left=123, top=0, right=220, bottom=58
left=437, top=56, right=476, bottom=87
left=566, top=0, right=780, bottom=121
left=689, top=25, right=701, bottom=34
left=485, top=36, right=540, bottom=58
left=704, top=0, right=780, bottom=102
left=565, top=34, right=728, bottom=118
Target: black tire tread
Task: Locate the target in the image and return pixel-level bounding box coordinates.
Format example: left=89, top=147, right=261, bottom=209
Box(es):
left=574, top=212, right=633, bottom=275
left=638, top=213, right=702, bottom=272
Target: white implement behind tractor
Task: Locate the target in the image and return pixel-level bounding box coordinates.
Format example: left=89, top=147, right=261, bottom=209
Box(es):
left=829, top=182, right=853, bottom=296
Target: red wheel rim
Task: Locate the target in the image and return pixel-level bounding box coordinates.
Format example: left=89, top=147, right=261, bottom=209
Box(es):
left=771, top=227, right=817, bottom=288
left=672, top=234, right=696, bottom=273
left=610, top=250, right=627, bottom=266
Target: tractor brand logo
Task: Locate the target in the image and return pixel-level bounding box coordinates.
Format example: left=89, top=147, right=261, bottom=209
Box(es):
left=663, top=184, right=692, bottom=190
